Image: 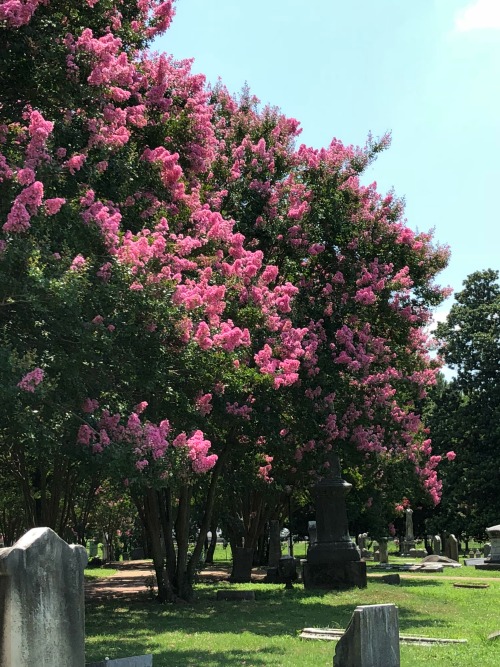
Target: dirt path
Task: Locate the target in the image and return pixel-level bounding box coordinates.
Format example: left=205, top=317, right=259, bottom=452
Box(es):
left=85, top=560, right=500, bottom=601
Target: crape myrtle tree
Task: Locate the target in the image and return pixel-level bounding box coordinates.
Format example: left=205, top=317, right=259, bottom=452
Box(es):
left=426, top=270, right=500, bottom=538
left=0, top=0, right=305, bottom=600
left=1, top=0, right=451, bottom=598
left=200, top=85, right=452, bottom=546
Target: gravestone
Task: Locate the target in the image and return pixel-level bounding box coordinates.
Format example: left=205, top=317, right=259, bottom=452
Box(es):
left=475, top=527, right=500, bottom=571
left=447, top=534, right=459, bottom=562
left=268, top=520, right=282, bottom=568
left=130, top=547, right=145, bottom=560
left=402, top=508, right=415, bottom=555
left=357, top=533, right=368, bottom=551
left=486, top=525, right=500, bottom=562
left=0, top=527, right=87, bottom=667
left=378, top=537, right=389, bottom=564
left=308, top=521, right=318, bottom=547
left=304, top=454, right=366, bottom=590
left=484, top=543, right=491, bottom=558
left=432, top=534, right=441, bottom=556
left=333, top=604, right=400, bottom=667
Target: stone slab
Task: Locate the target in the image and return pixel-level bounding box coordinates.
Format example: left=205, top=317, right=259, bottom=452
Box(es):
left=464, top=558, right=485, bottom=566
left=475, top=563, right=500, bottom=571
left=299, top=628, right=467, bottom=645
left=379, top=574, right=401, bottom=585
left=86, top=657, right=152, bottom=667
left=303, top=560, right=367, bottom=590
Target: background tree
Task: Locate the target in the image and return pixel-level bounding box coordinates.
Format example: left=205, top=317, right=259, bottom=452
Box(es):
left=427, top=269, right=500, bottom=539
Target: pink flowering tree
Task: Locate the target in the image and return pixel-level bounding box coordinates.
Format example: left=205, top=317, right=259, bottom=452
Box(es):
left=0, top=0, right=310, bottom=599
left=202, top=85, right=451, bottom=541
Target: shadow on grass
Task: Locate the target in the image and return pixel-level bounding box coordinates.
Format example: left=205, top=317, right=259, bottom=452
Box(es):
left=85, top=580, right=451, bottom=659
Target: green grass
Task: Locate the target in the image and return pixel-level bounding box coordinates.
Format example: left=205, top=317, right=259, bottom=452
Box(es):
left=84, top=567, right=117, bottom=579
left=85, top=564, right=500, bottom=667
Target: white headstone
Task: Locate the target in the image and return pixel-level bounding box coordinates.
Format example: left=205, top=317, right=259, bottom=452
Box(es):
left=486, top=525, right=500, bottom=562
left=0, top=527, right=88, bottom=667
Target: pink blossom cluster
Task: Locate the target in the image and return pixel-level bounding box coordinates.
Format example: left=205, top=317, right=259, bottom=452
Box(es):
left=172, top=430, right=218, bottom=473
left=17, top=367, right=44, bottom=392
left=0, top=0, right=48, bottom=28
left=77, top=401, right=217, bottom=474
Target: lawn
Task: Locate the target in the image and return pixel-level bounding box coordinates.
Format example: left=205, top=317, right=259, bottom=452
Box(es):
left=85, top=555, right=500, bottom=667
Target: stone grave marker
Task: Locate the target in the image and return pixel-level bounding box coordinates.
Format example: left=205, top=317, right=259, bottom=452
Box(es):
left=447, top=534, right=459, bottom=562
left=378, top=537, right=389, bottom=564
left=308, top=521, right=318, bottom=547
left=0, top=527, right=88, bottom=667
left=432, top=534, right=441, bottom=556
left=268, top=520, right=282, bottom=568
left=333, top=603, right=400, bottom=667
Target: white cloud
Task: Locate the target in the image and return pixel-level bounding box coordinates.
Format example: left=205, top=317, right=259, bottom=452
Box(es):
left=455, top=0, right=500, bottom=32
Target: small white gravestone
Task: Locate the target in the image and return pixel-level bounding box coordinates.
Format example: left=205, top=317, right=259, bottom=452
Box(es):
left=333, top=604, right=400, bottom=667
left=0, top=527, right=88, bottom=667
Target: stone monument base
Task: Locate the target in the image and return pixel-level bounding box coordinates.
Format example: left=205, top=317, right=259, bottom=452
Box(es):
left=475, top=562, right=500, bottom=571
left=303, top=560, right=367, bottom=590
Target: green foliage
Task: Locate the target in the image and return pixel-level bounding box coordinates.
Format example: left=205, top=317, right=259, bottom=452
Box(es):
left=428, top=270, right=500, bottom=537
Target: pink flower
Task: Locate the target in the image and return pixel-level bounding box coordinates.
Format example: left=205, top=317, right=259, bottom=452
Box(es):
left=82, top=398, right=99, bottom=413
left=64, top=154, right=86, bottom=175
left=445, top=451, right=456, bottom=462
left=3, top=200, right=31, bottom=233
left=17, top=168, right=35, bottom=185
left=70, top=254, right=87, bottom=271
left=44, top=198, right=66, bottom=215
left=17, top=367, right=44, bottom=392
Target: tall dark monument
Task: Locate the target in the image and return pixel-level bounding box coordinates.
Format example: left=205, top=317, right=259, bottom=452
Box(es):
left=303, top=453, right=367, bottom=589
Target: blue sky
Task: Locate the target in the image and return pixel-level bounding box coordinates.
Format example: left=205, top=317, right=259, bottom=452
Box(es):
left=155, top=0, right=500, bottom=321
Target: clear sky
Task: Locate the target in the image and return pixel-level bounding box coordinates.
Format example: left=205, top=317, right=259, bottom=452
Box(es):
left=154, top=0, right=500, bottom=321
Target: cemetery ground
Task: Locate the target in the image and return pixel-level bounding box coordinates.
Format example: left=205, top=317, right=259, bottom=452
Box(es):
left=85, top=547, right=500, bottom=667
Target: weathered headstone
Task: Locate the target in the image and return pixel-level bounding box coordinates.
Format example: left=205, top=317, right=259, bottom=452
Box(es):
left=447, top=534, right=459, bottom=562
left=405, top=509, right=414, bottom=542
left=333, top=604, right=400, bottom=667
left=357, top=533, right=368, bottom=551
left=308, top=521, right=318, bottom=547
left=432, top=534, right=441, bottom=556
left=378, top=537, right=389, bottom=564
left=268, top=520, right=282, bottom=568
left=0, top=527, right=87, bottom=667
left=484, top=542, right=492, bottom=558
